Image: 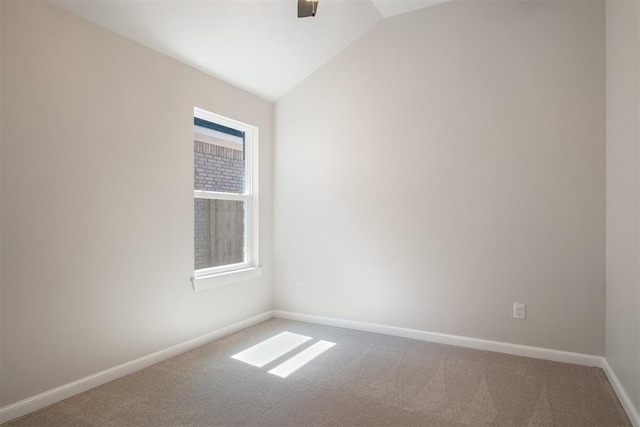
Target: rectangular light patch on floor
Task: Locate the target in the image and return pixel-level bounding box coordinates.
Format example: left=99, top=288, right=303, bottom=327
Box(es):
left=268, top=340, right=336, bottom=378
left=231, top=331, right=311, bottom=368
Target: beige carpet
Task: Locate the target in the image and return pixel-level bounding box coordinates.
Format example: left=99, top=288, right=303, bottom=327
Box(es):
left=5, top=319, right=631, bottom=426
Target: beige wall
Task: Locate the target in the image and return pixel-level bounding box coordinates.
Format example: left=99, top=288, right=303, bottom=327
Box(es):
left=606, top=0, right=640, bottom=415
left=0, top=1, right=272, bottom=406
left=274, top=0, right=606, bottom=355
left=2, top=0, right=624, bottom=414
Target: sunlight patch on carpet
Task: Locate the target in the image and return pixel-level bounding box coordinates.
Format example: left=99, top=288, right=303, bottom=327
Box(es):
left=269, top=340, right=336, bottom=378
left=231, top=331, right=311, bottom=367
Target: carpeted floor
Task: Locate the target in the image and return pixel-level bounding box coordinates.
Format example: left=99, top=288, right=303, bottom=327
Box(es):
left=5, top=319, right=631, bottom=426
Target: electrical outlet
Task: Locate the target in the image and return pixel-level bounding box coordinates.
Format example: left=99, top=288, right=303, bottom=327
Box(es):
left=295, top=282, right=303, bottom=294
left=513, top=303, right=526, bottom=320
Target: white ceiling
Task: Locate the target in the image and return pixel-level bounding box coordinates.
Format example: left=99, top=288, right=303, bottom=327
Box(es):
left=51, top=0, right=449, bottom=101
left=371, top=0, right=450, bottom=18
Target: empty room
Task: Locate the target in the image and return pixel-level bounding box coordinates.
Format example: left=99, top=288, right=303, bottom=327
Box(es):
left=0, top=0, right=638, bottom=425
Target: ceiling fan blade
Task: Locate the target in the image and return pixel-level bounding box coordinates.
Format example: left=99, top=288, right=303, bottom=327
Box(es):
left=298, top=0, right=319, bottom=18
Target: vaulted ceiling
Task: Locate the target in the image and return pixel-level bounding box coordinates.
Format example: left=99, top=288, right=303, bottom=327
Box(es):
left=50, top=0, right=449, bottom=101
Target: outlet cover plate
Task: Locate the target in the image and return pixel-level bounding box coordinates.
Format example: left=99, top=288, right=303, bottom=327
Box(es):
left=514, top=303, right=526, bottom=319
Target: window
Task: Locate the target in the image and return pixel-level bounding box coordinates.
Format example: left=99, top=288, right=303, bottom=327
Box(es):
left=192, top=107, right=260, bottom=290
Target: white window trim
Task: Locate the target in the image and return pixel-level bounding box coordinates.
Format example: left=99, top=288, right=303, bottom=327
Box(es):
left=192, top=107, right=260, bottom=291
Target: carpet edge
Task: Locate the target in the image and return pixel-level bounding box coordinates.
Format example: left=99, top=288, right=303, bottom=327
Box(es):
left=272, top=311, right=604, bottom=366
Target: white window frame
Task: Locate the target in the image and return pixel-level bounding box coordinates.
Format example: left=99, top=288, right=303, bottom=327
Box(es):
left=192, top=107, right=260, bottom=290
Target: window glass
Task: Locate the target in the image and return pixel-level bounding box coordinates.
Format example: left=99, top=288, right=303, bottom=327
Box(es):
left=194, top=126, right=245, bottom=193
left=194, top=199, right=245, bottom=269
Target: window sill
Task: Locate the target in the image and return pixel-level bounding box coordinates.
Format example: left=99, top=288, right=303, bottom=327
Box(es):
left=192, top=266, right=262, bottom=291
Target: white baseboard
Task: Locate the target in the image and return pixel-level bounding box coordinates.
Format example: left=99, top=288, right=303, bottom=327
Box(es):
left=272, top=310, right=604, bottom=367
left=4, top=309, right=637, bottom=427
left=602, top=359, right=640, bottom=427
left=272, top=311, right=640, bottom=424
left=0, top=310, right=273, bottom=425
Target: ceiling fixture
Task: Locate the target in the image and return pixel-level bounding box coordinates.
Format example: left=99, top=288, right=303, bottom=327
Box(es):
left=298, top=0, right=319, bottom=18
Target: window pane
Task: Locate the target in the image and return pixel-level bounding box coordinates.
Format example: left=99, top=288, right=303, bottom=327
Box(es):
left=195, top=199, right=245, bottom=270
left=194, top=139, right=245, bottom=193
